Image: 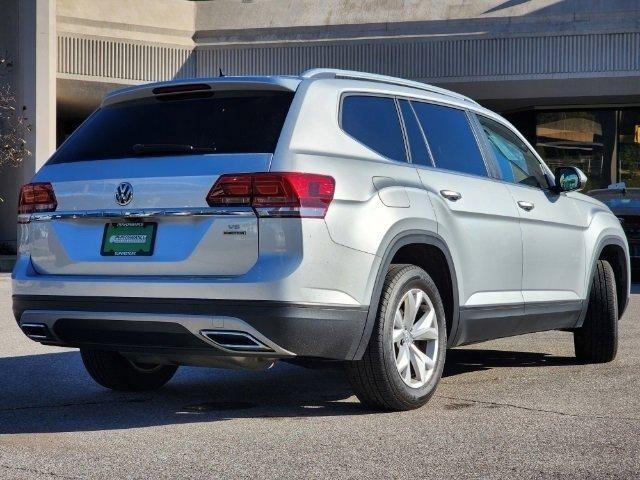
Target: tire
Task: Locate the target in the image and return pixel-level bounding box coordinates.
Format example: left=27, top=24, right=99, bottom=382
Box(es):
left=346, top=264, right=447, bottom=411
left=80, top=349, right=178, bottom=391
left=574, top=259, right=618, bottom=363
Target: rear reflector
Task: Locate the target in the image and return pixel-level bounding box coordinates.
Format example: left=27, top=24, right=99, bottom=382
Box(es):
left=207, top=172, right=335, bottom=218
left=18, top=182, right=57, bottom=214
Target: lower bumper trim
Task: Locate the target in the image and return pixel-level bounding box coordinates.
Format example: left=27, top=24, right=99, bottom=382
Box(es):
left=13, top=295, right=369, bottom=360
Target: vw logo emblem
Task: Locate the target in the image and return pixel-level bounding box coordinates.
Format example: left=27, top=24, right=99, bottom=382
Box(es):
left=115, top=182, right=133, bottom=206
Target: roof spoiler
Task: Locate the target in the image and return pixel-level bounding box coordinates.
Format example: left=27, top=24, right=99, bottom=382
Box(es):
left=102, top=76, right=301, bottom=107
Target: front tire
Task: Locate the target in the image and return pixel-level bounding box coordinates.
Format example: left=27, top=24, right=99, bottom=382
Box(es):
left=81, top=349, right=178, bottom=391
left=346, top=264, right=447, bottom=411
left=574, top=259, right=618, bottom=363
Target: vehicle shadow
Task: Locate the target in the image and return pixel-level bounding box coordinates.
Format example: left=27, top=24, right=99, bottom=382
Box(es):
left=443, top=348, right=577, bottom=377
left=0, top=347, right=578, bottom=434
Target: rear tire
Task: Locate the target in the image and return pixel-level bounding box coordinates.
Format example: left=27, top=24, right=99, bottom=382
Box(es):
left=80, top=349, right=178, bottom=391
left=574, top=259, right=618, bottom=363
left=346, top=264, right=447, bottom=411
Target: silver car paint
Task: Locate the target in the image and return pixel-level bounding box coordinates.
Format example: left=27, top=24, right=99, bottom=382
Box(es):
left=13, top=70, right=630, bottom=356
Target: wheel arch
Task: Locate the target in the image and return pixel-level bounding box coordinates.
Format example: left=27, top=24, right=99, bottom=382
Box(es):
left=577, top=235, right=630, bottom=327
left=598, top=241, right=629, bottom=319
left=352, top=231, right=460, bottom=360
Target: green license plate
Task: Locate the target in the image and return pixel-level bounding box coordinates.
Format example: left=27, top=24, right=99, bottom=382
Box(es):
left=101, top=222, right=157, bottom=256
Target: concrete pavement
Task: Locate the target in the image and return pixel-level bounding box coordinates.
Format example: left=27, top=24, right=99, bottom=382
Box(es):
left=0, top=274, right=638, bottom=479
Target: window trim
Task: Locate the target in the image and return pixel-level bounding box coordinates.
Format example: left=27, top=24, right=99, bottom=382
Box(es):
left=474, top=112, right=553, bottom=191
left=466, top=110, right=500, bottom=179
left=338, top=92, right=410, bottom=164
left=408, top=102, right=437, bottom=168
left=396, top=98, right=437, bottom=168
left=394, top=98, right=413, bottom=164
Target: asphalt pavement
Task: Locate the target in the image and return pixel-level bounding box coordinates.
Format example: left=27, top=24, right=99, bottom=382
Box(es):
left=0, top=274, right=638, bottom=479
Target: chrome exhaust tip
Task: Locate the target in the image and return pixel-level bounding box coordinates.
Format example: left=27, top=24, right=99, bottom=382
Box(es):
left=200, top=330, right=274, bottom=353
left=21, top=323, right=51, bottom=341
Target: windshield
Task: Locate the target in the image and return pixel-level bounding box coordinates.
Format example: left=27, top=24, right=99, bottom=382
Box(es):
left=48, top=90, right=294, bottom=164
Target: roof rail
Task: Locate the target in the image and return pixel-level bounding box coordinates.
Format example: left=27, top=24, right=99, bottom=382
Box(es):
left=301, top=68, right=478, bottom=105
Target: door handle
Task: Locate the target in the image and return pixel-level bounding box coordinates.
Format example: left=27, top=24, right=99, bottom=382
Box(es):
left=517, top=201, right=535, bottom=211
left=440, top=190, right=462, bottom=201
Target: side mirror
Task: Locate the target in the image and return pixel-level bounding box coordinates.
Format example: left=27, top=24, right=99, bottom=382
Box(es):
left=553, top=166, right=587, bottom=193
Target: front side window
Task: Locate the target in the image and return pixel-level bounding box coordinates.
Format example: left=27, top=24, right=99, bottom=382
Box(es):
left=478, top=115, right=549, bottom=189
left=341, top=95, right=407, bottom=162
left=411, top=101, right=487, bottom=177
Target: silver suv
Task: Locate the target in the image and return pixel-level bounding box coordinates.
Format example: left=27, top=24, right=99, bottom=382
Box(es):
left=13, top=69, right=630, bottom=410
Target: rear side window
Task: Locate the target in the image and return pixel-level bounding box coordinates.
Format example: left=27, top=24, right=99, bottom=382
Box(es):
left=341, top=95, right=407, bottom=162
left=411, top=102, right=487, bottom=177
left=47, top=91, right=294, bottom=164
left=477, top=115, right=549, bottom=189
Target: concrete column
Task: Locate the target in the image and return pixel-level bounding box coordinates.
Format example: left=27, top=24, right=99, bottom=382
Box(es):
left=19, top=0, right=57, bottom=174
left=0, top=0, right=56, bottom=248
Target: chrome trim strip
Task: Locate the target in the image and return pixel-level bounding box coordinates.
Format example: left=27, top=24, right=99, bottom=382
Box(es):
left=24, top=207, right=255, bottom=222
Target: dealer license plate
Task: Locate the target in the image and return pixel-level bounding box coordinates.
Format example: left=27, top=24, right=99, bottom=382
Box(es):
left=100, top=222, right=157, bottom=256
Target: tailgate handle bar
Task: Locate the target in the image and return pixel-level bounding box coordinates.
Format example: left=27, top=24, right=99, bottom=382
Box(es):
left=20, top=207, right=254, bottom=223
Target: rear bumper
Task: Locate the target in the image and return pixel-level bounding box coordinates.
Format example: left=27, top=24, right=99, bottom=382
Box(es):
left=13, top=295, right=369, bottom=360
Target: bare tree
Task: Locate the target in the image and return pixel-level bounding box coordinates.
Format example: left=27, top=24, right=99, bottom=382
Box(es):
left=0, top=53, right=31, bottom=171
left=0, top=53, right=30, bottom=254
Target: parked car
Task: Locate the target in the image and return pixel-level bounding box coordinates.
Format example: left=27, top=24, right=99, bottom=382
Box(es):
left=589, top=183, right=640, bottom=273
left=13, top=69, right=630, bottom=411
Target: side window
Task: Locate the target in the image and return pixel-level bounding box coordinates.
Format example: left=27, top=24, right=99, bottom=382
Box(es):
left=477, top=115, right=549, bottom=189
left=398, top=99, right=432, bottom=166
left=411, top=101, right=487, bottom=177
left=341, top=95, right=407, bottom=162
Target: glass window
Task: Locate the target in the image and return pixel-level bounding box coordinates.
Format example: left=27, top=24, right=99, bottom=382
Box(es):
left=534, top=110, right=616, bottom=191
left=478, top=116, right=549, bottom=189
left=48, top=91, right=294, bottom=164
left=411, top=101, right=486, bottom=177
left=618, top=109, right=640, bottom=188
left=398, top=100, right=432, bottom=166
left=341, top=95, right=407, bottom=162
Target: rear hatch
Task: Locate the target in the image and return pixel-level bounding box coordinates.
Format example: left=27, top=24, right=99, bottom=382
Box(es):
left=24, top=84, right=295, bottom=276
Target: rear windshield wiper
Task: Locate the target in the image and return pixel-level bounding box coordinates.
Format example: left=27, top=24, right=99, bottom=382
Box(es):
left=132, top=144, right=217, bottom=155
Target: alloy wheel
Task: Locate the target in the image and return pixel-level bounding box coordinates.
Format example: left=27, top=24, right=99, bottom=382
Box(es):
left=393, top=288, right=440, bottom=388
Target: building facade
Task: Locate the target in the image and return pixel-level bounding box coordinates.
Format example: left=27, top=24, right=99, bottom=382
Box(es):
left=1, top=0, right=639, bottom=247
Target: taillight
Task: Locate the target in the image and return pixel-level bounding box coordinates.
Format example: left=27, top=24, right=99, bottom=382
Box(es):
left=206, top=173, right=335, bottom=218
left=18, top=182, right=57, bottom=214
left=206, top=174, right=253, bottom=206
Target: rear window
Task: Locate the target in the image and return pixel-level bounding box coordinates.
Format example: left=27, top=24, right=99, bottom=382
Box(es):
left=48, top=91, right=294, bottom=164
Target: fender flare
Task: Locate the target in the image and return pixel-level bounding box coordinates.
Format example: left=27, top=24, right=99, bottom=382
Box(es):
left=576, top=234, right=630, bottom=328
left=351, top=230, right=460, bottom=360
